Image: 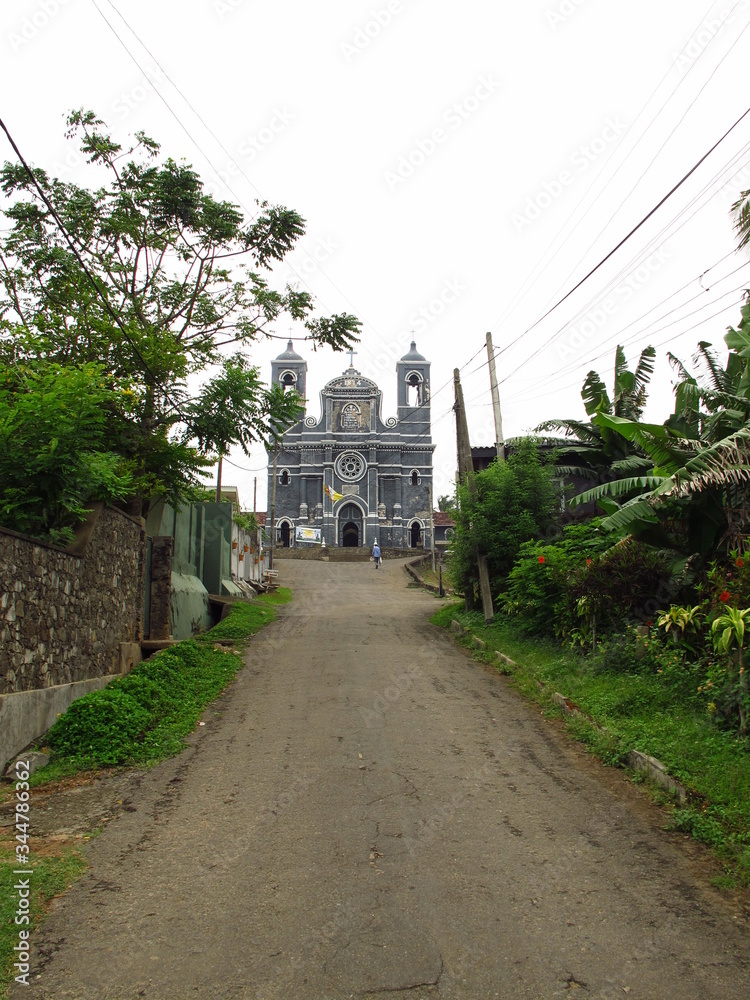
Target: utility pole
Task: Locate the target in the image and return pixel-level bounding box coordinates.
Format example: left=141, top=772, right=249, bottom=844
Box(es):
left=215, top=453, right=223, bottom=502
left=253, top=477, right=257, bottom=514
left=269, top=450, right=278, bottom=571
left=428, top=483, right=436, bottom=573
left=486, top=331, right=505, bottom=462
left=454, top=368, right=494, bottom=624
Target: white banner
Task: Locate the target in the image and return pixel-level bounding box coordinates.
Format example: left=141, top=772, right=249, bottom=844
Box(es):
left=295, top=526, right=322, bottom=544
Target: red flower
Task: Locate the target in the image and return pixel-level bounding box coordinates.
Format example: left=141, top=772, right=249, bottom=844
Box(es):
left=586, top=558, right=592, bottom=566
left=719, top=591, right=732, bottom=603
left=736, top=557, right=745, bottom=568
left=538, top=556, right=545, bottom=564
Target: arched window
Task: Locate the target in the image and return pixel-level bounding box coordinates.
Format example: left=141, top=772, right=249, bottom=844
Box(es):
left=280, top=469, right=290, bottom=485
left=280, top=370, right=297, bottom=394
left=408, top=374, right=421, bottom=407
left=411, top=471, right=419, bottom=486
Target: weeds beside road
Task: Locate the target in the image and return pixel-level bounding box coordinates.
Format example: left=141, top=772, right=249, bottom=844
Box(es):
left=0, top=590, right=290, bottom=997
left=432, top=602, right=750, bottom=889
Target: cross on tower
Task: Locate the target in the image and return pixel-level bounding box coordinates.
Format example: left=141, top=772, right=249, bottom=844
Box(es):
left=347, top=347, right=357, bottom=368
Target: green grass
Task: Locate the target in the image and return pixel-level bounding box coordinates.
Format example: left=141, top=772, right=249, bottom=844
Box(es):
left=431, top=602, right=750, bottom=886
left=0, top=590, right=291, bottom=997
left=33, top=589, right=291, bottom=779
left=0, top=845, right=87, bottom=998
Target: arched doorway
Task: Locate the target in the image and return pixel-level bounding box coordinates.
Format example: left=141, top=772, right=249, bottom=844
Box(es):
left=280, top=521, right=291, bottom=548
left=339, top=503, right=363, bottom=547
left=410, top=521, right=422, bottom=548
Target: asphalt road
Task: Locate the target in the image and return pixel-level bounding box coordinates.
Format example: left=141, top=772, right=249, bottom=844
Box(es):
left=11, top=557, right=750, bottom=999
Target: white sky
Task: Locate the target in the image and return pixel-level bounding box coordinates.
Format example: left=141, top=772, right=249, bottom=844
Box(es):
left=2, top=0, right=750, bottom=510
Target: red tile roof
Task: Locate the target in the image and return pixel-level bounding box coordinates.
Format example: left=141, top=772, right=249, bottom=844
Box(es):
left=433, top=511, right=455, bottom=526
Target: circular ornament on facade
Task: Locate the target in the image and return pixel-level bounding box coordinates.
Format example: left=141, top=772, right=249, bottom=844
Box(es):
left=304, top=416, right=317, bottom=428
left=386, top=417, right=398, bottom=428
left=335, top=450, right=367, bottom=482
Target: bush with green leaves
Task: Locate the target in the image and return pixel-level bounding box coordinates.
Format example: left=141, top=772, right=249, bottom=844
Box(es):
left=450, top=438, right=562, bottom=598
left=501, top=519, right=609, bottom=640
left=0, top=360, right=134, bottom=543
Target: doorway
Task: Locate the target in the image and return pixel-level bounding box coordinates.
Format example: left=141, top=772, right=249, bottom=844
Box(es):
left=410, top=521, right=422, bottom=548
left=339, top=503, right=363, bottom=547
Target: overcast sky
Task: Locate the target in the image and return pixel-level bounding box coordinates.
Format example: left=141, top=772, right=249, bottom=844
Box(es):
left=2, top=0, right=750, bottom=509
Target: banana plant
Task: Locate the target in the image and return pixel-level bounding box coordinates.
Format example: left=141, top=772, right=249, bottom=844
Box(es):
left=711, top=606, right=750, bottom=735
left=537, top=345, right=656, bottom=482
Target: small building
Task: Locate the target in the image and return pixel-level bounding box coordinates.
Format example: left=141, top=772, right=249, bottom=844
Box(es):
left=267, top=341, right=435, bottom=549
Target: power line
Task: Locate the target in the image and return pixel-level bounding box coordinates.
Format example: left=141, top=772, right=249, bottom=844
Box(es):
left=493, top=135, right=750, bottom=384
left=489, top=0, right=744, bottom=339
left=532, top=3, right=750, bottom=324
left=498, top=104, right=750, bottom=363
left=0, top=114, right=174, bottom=404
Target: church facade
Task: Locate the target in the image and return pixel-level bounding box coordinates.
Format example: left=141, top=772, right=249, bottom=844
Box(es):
left=267, top=341, right=434, bottom=549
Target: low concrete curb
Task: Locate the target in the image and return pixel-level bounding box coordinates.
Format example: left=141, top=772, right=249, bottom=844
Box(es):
left=404, top=556, right=449, bottom=595
left=455, top=626, right=690, bottom=806
left=0, top=673, right=126, bottom=776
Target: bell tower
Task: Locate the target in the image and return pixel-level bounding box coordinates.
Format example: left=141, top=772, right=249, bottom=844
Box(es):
left=396, top=341, right=430, bottom=435
left=271, top=340, right=307, bottom=409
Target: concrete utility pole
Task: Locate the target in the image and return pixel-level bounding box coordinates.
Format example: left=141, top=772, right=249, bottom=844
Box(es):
left=428, top=483, right=436, bottom=573
left=269, top=450, right=278, bottom=571
left=453, top=368, right=494, bottom=624
left=486, top=331, right=505, bottom=462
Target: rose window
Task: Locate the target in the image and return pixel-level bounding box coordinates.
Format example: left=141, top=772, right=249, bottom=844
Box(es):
left=335, top=451, right=366, bottom=482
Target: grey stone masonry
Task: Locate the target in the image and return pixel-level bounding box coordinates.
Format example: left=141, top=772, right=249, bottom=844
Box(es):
left=0, top=504, right=146, bottom=694
left=268, top=341, right=435, bottom=550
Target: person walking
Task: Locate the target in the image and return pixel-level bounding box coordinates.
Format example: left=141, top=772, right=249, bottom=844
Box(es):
left=372, top=540, right=381, bottom=569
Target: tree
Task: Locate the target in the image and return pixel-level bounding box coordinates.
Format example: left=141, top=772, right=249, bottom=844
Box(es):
left=0, top=359, right=134, bottom=542
left=537, top=344, right=656, bottom=484
left=450, top=439, right=561, bottom=596
left=0, top=110, right=360, bottom=526
left=570, top=327, right=750, bottom=559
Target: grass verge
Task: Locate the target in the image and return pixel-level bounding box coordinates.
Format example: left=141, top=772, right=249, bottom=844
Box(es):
left=0, top=844, right=87, bottom=998
left=0, top=589, right=291, bottom=996
left=431, top=601, right=750, bottom=888
left=33, top=588, right=292, bottom=777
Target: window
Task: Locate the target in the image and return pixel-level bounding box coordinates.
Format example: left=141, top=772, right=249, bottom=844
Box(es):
left=410, top=471, right=419, bottom=486
left=280, top=370, right=297, bottom=394
left=405, top=370, right=423, bottom=408
left=280, top=469, right=290, bottom=485
left=342, top=403, right=360, bottom=430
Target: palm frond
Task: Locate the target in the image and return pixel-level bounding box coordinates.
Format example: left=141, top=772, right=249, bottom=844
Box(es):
left=694, top=340, right=729, bottom=393
left=535, top=418, right=602, bottom=447
left=609, top=455, right=654, bottom=474
left=667, top=351, right=693, bottom=383
left=665, top=425, right=750, bottom=497
left=600, top=498, right=661, bottom=533
left=570, top=475, right=666, bottom=509
left=632, top=345, right=656, bottom=411
left=731, top=190, right=750, bottom=252
left=581, top=370, right=611, bottom=417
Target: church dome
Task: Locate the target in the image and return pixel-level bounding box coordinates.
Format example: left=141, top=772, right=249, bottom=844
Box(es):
left=400, top=341, right=427, bottom=362
left=275, top=339, right=304, bottom=361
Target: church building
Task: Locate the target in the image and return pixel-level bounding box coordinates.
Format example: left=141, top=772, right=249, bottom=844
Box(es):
left=267, top=341, right=434, bottom=549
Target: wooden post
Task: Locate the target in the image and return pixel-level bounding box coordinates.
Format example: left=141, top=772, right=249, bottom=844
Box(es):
left=215, top=453, right=223, bottom=502
left=453, top=368, right=494, bottom=624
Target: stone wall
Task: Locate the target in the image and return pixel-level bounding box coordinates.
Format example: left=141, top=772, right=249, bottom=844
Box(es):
left=0, top=505, right=146, bottom=694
